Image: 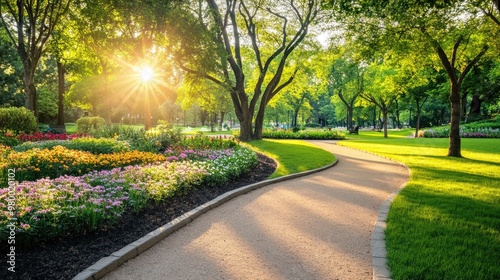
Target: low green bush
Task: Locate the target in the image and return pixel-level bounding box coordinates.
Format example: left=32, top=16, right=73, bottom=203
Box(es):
left=175, top=132, right=238, bottom=150
left=144, top=121, right=183, bottom=152
left=261, top=129, right=346, bottom=140
left=76, top=116, right=106, bottom=133
left=0, top=107, right=38, bottom=134
left=463, top=119, right=500, bottom=130
left=14, top=137, right=130, bottom=154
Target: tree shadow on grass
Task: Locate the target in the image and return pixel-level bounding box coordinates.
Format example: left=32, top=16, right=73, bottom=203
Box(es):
left=387, top=183, right=500, bottom=279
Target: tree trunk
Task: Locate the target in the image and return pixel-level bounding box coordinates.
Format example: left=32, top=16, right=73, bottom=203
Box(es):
left=23, top=68, right=38, bottom=120
left=200, top=110, right=208, bottom=126
left=372, top=106, right=376, bottom=129
left=239, top=116, right=253, bottom=141
left=461, top=92, right=468, bottom=121
left=57, top=62, right=65, bottom=126
left=414, top=100, right=421, bottom=138
left=448, top=84, right=462, bottom=157
left=219, top=111, right=225, bottom=129
left=395, top=100, right=401, bottom=128
left=382, top=109, right=388, bottom=138
left=346, top=106, right=353, bottom=130
left=293, top=109, right=299, bottom=127
left=469, top=94, right=483, bottom=117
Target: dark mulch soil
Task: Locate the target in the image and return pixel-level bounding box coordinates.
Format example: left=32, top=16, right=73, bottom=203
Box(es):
left=1, top=154, right=277, bottom=280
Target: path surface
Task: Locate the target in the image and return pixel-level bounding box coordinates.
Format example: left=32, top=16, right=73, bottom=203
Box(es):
left=104, top=141, right=408, bottom=280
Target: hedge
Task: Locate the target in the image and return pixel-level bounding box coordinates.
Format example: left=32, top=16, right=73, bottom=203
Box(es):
left=0, top=107, right=38, bottom=134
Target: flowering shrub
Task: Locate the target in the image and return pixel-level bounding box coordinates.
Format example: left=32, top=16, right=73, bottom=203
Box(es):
left=16, top=132, right=87, bottom=142
left=164, top=148, right=234, bottom=162
left=422, top=127, right=500, bottom=138
left=0, top=147, right=257, bottom=246
left=14, top=137, right=130, bottom=154
left=258, top=129, right=346, bottom=140
left=2, top=146, right=166, bottom=182
left=177, top=133, right=238, bottom=150
left=0, top=132, right=21, bottom=147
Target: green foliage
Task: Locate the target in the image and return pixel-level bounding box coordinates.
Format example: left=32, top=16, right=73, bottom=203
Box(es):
left=0, top=133, right=21, bottom=147
left=0, top=107, right=38, bottom=134
left=463, top=119, right=500, bottom=130
left=76, top=116, right=106, bottom=132
left=260, top=129, right=346, bottom=140
left=144, top=121, right=183, bottom=152
left=176, top=132, right=238, bottom=150
left=14, top=137, right=130, bottom=154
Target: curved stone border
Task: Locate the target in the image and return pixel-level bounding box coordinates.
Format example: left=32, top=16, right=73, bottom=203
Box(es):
left=73, top=158, right=338, bottom=280
left=371, top=179, right=408, bottom=280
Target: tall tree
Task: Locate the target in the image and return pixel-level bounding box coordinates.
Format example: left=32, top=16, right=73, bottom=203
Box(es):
left=360, top=59, right=401, bottom=138
left=179, top=0, right=320, bottom=141
left=0, top=0, right=71, bottom=119
left=327, top=55, right=364, bottom=130
left=329, top=0, right=491, bottom=156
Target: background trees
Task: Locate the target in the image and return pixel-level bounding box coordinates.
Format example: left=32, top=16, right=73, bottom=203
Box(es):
left=0, top=0, right=499, bottom=149
left=327, top=0, right=497, bottom=156
left=0, top=0, right=71, bottom=119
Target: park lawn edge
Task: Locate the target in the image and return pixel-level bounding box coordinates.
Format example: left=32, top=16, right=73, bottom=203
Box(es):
left=338, top=138, right=500, bottom=279
left=244, top=139, right=336, bottom=179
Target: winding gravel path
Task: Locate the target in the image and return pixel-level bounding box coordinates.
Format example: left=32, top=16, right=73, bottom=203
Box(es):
left=103, top=141, right=409, bottom=280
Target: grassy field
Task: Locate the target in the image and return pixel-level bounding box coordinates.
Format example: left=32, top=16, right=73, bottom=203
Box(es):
left=244, top=139, right=336, bottom=179
left=339, top=134, right=500, bottom=279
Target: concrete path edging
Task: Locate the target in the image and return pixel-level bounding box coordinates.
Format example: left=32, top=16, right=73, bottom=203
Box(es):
left=371, top=181, right=407, bottom=280
left=73, top=157, right=339, bottom=280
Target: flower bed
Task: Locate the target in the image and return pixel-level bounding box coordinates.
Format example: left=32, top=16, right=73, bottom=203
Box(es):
left=422, top=127, right=500, bottom=138
left=17, top=132, right=86, bottom=142
left=0, top=147, right=257, bottom=247
left=2, top=146, right=166, bottom=182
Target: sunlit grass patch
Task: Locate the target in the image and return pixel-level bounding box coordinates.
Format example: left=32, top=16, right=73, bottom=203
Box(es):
left=339, top=138, right=500, bottom=279
left=345, top=128, right=414, bottom=140
left=244, top=139, right=335, bottom=178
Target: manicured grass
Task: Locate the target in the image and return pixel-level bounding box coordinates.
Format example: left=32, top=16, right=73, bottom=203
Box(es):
left=244, top=139, right=336, bottom=178
left=339, top=137, right=500, bottom=279
left=180, top=126, right=233, bottom=135
left=345, top=128, right=414, bottom=140
left=65, top=122, right=77, bottom=133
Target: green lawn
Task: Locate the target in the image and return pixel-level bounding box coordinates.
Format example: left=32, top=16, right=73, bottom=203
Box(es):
left=339, top=137, right=500, bottom=279
left=346, top=128, right=414, bottom=140
left=65, top=122, right=77, bottom=133
left=180, top=126, right=233, bottom=135
left=244, top=139, right=336, bottom=178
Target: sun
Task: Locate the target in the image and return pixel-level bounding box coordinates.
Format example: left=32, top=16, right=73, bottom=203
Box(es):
left=139, top=66, right=154, bottom=82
